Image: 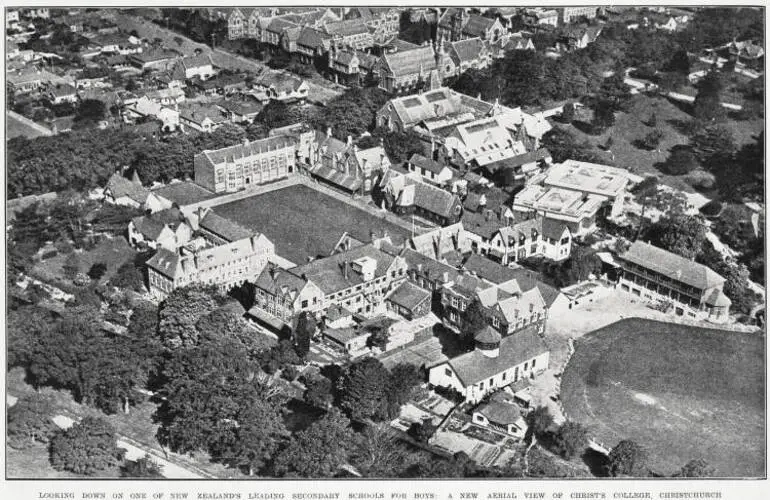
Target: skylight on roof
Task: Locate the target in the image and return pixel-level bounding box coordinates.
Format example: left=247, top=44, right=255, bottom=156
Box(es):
left=402, top=97, right=422, bottom=108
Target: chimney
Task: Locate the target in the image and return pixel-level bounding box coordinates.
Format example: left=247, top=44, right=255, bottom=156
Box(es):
left=342, top=260, right=349, bottom=279
left=347, top=135, right=353, bottom=146
left=417, top=263, right=423, bottom=272
left=269, top=266, right=278, bottom=281
left=326, top=126, right=332, bottom=137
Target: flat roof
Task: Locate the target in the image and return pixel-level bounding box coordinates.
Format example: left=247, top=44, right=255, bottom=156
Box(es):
left=210, top=184, right=410, bottom=265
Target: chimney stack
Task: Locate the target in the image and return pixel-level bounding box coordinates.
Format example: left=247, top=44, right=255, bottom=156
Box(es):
left=326, top=126, right=332, bottom=137
left=343, top=260, right=349, bottom=279
left=347, top=135, right=353, bottom=146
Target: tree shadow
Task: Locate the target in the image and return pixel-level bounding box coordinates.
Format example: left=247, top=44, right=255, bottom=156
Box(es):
left=667, top=118, right=697, bottom=136
left=572, top=120, right=598, bottom=135
left=663, top=96, right=694, bottom=117
left=582, top=448, right=610, bottom=477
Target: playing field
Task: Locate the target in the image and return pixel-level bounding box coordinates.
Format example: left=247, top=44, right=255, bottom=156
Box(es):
left=560, top=318, right=765, bottom=477
left=211, top=184, right=410, bottom=265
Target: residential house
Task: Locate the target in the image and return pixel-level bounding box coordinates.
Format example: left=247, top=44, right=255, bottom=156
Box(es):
left=347, top=7, right=400, bottom=41
left=149, top=181, right=217, bottom=210
left=214, top=97, right=263, bottom=124
left=323, top=326, right=370, bottom=357
left=48, top=83, right=78, bottom=105
left=128, top=208, right=192, bottom=250
left=406, top=222, right=473, bottom=261
left=178, top=103, right=228, bottom=133
left=428, top=325, right=549, bottom=403
left=144, top=87, right=186, bottom=106
left=327, top=44, right=379, bottom=86
left=487, top=218, right=572, bottom=265
left=128, top=49, right=179, bottom=71
left=194, top=135, right=297, bottom=193
left=92, top=33, right=142, bottom=55
left=559, top=26, right=603, bottom=51
left=147, top=232, right=275, bottom=298
left=265, top=17, right=299, bottom=49
left=174, top=54, right=216, bottom=80
left=437, top=9, right=505, bottom=44
left=406, top=153, right=454, bottom=185
left=254, top=73, right=309, bottom=103
left=386, top=280, right=432, bottom=319
left=7, top=67, right=67, bottom=95
left=384, top=173, right=463, bottom=226
left=104, top=171, right=171, bottom=213
left=123, top=95, right=180, bottom=132
left=472, top=390, right=529, bottom=439
left=479, top=148, right=552, bottom=188
left=192, top=73, right=248, bottom=96
left=728, top=39, right=764, bottom=66
left=296, top=26, right=332, bottom=64
left=617, top=241, right=731, bottom=322
left=505, top=33, right=536, bottom=51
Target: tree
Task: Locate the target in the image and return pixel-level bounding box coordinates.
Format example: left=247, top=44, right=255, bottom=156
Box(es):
left=273, top=408, right=354, bottom=477
left=293, top=311, right=315, bottom=359
left=110, top=260, right=146, bottom=291
left=677, top=458, right=715, bottom=478
left=158, top=284, right=225, bottom=349
left=407, top=418, right=436, bottom=443
left=639, top=129, right=663, bottom=150
left=387, top=363, right=422, bottom=408
left=461, top=299, right=488, bottom=346
left=592, top=99, right=616, bottom=133
left=647, top=112, right=658, bottom=127
left=561, top=102, right=576, bottom=123
left=87, top=262, right=107, bottom=280
left=607, top=439, right=649, bottom=477
left=75, top=99, right=107, bottom=126
left=338, top=357, right=392, bottom=422
left=665, top=49, right=691, bottom=76
left=644, top=213, right=706, bottom=260
left=7, top=394, right=58, bottom=449
left=366, top=326, right=390, bottom=351
left=351, top=424, right=407, bottom=477
left=375, top=129, right=425, bottom=164
left=63, top=252, right=82, bottom=280
left=693, top=71, right=726, bottom=122
left=525, top=406, right=554, bottom=442
left=49, top=417, right=126, bottom=475
left=256, top=100, right=305, bottom=130
left=661, top=145, right=698, bottom=175
left=553, top=421, right=589, bottom=460
left=308, top=87, right=391, bottom=140
left=304, top=374, right=334, bottom=410
left=208, top=394, right=288, bottom=476
left=632, top=176, right=660, bottom=226
left=711, top=259, right=754, bottom=314
left=120, top=454, right=164, bottom=478
left=541, top=127, right=602, bottom=164
left=689, top=124, right=736, bottom=173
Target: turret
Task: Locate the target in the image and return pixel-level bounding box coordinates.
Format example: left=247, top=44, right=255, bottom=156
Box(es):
left=474, top=325, right=501, bottom=358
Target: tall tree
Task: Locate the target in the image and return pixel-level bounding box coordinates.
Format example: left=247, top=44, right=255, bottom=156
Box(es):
left=553, top=421, right=589, bottom=460
left=293, top=311, right=315, bottom=359
left=7, top=394, right=58, bottom=449
left=592, top=99, right=616, bottom=133
left=273, top=408, right=354, bottom=478
left=677, top=458, right=715, bottom=478
left=158, top=284, right=225, bottom=349
left=693, top=71, right=727, bottom=123
left=607, top=439, right=649, bottom=477
left=350, top=424, right=406, bottom=478
left=461, top=299, right=488, bottom=345
left=304, top=374, right=335, bottom=410
left=387, top=363, right=422, bottom=409
left=525, top=406, right=554, bottom=442
left=644, top=213, right=706, bottom=260
left=49, top=417, right=126, bottom=475
left=338, top=357, right=392, bottom=422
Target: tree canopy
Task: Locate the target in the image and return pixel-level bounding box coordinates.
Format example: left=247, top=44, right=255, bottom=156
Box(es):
left=49, top=417, right=126, bottom=475
left=607, top=439, right=649, bottom=477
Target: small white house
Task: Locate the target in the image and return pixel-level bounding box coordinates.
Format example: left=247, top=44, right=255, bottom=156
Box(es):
left=472, top=391, right=528, bottom=440
left=407, top=153, right=454, bottom=185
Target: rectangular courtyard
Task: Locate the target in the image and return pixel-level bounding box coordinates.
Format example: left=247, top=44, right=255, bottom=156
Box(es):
left=211, top=184, right=410, bottom=265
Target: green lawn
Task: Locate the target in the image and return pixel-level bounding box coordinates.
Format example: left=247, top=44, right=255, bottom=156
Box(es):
left=212, top=184, right=410, bottom=265
left=6, top=112, right=50, bottom=140
left=7, top=442, right=122, bottom=479
left=560, top=318, right=765, bottom=477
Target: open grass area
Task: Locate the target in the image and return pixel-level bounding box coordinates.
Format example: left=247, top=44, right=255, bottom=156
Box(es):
left=560, top=318, right=765, bottom=478
left=566, top=94, right=764, bottom=193
left=212, top=184, right=410, bottom=265
left=32, top=236, right=136, bottom=287
left=7, top=442, right=122, bottom=479
left=7, top=111, right=51, bottom=139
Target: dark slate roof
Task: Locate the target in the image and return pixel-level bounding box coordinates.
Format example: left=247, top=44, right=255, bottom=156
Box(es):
left=325, top=326, right=364, bottom=343
left=326, top=303, right=353, bottom=322
left=461, top=210, right=504, bottom=239
left=475, top=325, right=501, bottom=344
left=202, top=135, right=296, bottom=165
left=267, top=17, right=298, bottom=34
left=106, top=172, right=149, bottom=204
left=382, top=45, right=437, bottom=78
left=387, top=281, right=431, bottom=311
left=462, top=254, right=562, bottom=308
left=130, top=208, right=185, bottom=241
left=146, top=247, right=180, bottom=278
left=477, top=399, right=522, bottom=425
left=398, top=180, right=460, bottom=219
left=403, top=248, right=460, bottom=284
left=199, top=210, right=254, bottom=242
left=308, top=164, right=362, bottom=192
left=448, top=325, right=548, bottom=386
left=151, top=181, right=216, bottom=207
left=290, top=244, right=397, bottom=295
left=297, top=26, right=331, bottom=50
left=409, top=153, right=448, bottom=175
left=540, top=217, right=569, bottom=241
left=323, top=19, right=369, bottom=37
left=180, top=53, right=213, bottom=70
left=449, top=37, right=485, bottom=65
left=254, top=263, right=308, bottom=297
left=462, top=15, right=495, bottom=37
left=214, top=97, right=263, bottom=116
left=620, top=241, right=726, bottom=290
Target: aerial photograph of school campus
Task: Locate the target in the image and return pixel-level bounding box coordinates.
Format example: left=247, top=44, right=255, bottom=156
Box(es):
left=5, top=5, right=766, bottom=480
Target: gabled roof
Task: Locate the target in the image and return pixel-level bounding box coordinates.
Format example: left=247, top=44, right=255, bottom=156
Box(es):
left=106, top=171, right=149, bottom=204
left=461, top=14, right=496, bottom=38
left=254, top=262, right=308, bottom=299
left=474, top=325, right=501, bottom=344
left=151, top=181, right=216, bottom=207
left=146, top=248, right=180, bottom=278
left=447, top=325, right=548, bottom=386
left=476, top=398, right=522, bottom=425
left=131, top=208, right=186, bottom=241
left=266, top=17, right=299, bottom=34
left=408, top=153, right=449, bottom=175
left=381, top=45, right=437, bottom=78
left=178, top=103, right=227, bottom=125
left=387, top=280, right=431, bottom=311
left=449, top=37, right=486, bottom=65
left=297, top=26, right=332, bottom=51
left=620, top=241, right=726, bottom=291
left=396, top=179, right=460, bottom=219
left=199, top=210, right=254, bottom=242
left=323, top=19, right=370, bottom=37
left=49, top=83, right=78, bottom=97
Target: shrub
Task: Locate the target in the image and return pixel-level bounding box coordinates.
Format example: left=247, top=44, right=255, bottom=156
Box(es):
left=40, top=250, right=59, bottom=260
left=73, top=273, right=91, bottom=287
left=87, top=262, right=108, bottom=280
left=685, top=170, right=716, bottom=190
left=282, top=365, right=299, bottom=382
